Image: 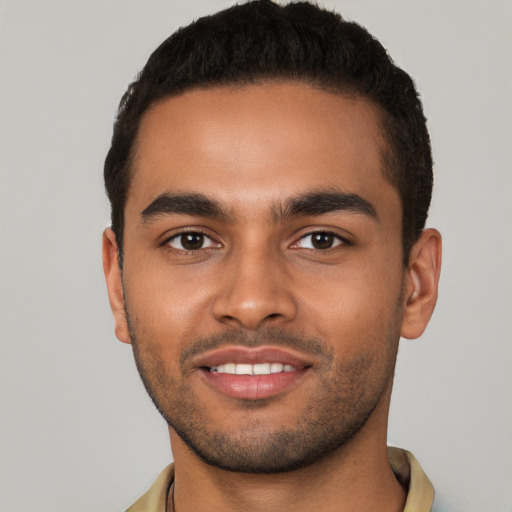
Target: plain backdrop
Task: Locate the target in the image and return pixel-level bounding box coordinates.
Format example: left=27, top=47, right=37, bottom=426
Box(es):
left=1, top=1, right=511, bottom=511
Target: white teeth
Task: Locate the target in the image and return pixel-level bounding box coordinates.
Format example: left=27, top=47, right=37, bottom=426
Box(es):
left=210, top=362, right=297, bottom=375
left=222, top=363, right=236, bottom=374
left=253, top=363, right=271, bottom=375
left=235, top=363, right=253, bottom=375
left=270, top=363, right=284, bottom=373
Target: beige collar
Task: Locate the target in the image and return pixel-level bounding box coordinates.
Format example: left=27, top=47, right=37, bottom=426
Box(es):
left=126, top=446, right=434, bottom=512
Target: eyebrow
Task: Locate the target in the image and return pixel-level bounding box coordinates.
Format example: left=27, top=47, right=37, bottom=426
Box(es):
left=274, top=190, right=378, bottom=222
left=141, top=192, right=232, bottom=222
left=140, top=189, right=378, bottom=224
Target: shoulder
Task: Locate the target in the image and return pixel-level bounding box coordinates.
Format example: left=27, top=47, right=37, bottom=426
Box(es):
left=388, top=446, right=435, bottom=512
left=125, top=464, right=174, bottom=512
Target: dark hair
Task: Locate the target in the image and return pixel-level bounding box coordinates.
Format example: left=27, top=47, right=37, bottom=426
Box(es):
left=104, top=0, right=432, bottom=265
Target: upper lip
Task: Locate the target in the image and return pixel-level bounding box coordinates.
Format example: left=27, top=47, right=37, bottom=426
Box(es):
left=191, top=346, right=313, bottom=370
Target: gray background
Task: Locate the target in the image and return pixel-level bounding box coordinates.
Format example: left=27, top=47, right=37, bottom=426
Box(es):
left=1, top=1, right=511, bottom=510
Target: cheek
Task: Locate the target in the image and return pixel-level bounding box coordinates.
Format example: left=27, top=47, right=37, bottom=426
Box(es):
left=296, top=258, right=404, bottom=352
left=122, top=258, right=216, bottom=351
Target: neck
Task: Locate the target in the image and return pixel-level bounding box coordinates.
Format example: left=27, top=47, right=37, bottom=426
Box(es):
left=168, top=401, right=406, bottom=512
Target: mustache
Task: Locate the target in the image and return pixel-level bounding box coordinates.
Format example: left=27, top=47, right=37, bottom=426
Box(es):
left=179, top=327, right=333, bottom=367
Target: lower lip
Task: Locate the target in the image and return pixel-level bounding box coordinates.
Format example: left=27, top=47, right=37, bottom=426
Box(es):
left=200, top=368, right=309, bottom=400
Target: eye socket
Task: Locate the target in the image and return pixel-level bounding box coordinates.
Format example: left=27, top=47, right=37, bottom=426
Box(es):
left=166, top=232, right=219, bottom=251
left=295, top=231, right=346, bottom=250
left=164, top=230, right=346, bottom=252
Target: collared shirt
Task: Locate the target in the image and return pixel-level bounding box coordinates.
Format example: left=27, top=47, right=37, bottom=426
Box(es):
left=126, top=447, right=434, bottom=512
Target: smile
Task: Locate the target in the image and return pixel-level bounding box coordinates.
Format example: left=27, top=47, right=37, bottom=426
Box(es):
left=193, top=346, right=313, bottom=400
left=209, top=363, right=297, bottom=375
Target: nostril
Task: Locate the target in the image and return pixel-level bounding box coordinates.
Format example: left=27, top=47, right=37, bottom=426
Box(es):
left=212, top=287, right=298, bottom=329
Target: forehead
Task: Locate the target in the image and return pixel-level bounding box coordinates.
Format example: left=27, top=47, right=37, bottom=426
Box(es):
left=127, top=82, right=398, bottom=220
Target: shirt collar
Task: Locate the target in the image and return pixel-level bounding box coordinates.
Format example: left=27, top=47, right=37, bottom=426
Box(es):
left=126, top=447, right=434, bottom=512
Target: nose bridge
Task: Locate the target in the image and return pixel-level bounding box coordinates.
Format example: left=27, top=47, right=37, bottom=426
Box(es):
left=212, top=238, right=297, bottom=329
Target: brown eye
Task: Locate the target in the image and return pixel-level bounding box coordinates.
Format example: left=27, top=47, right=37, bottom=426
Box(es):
left=296, top=232, right=344, bottom=250
left=181, top=233, right=204, bottom=250
left=311, top=233, right=335, bottom=249
left=167, top=232, right=217, bottom=251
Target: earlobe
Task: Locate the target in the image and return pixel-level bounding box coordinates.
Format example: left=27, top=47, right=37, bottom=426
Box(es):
left=400, top=229, right=442, bottom=340
left=102, top=228, right=131, bottom=344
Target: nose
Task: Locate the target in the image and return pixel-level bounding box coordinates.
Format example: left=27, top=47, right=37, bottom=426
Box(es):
left=212, top=246, right=297, bottom=330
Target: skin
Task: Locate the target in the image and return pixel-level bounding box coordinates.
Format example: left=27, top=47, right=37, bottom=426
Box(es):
left=103, top=82, right=441, bottom=512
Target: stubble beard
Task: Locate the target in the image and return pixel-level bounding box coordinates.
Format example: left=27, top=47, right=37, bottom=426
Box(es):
left=127, top=315, right=400, bottom=474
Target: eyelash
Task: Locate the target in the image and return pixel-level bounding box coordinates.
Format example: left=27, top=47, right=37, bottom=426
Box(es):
left=162, top=229, right=220, bottom=252
left=162, top=228, right=351, bottom=253
left=291, top=230, right=351, bottom=251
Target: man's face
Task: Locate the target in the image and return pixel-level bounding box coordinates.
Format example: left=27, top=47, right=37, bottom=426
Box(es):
left=113, top=83, right=408, bottom=472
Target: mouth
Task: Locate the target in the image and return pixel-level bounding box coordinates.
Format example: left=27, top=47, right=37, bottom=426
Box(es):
left=210, top=362, right=298, bottom=375
left=194, top=346, right=313, bottom=401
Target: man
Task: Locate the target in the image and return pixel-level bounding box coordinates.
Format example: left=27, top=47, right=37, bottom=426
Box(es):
left=102, top=1, right=442, bottom=511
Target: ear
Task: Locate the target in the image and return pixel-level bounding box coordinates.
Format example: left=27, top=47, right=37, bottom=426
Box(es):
left=102, top=228, right=131, bottom=344
left=400, top=228, right=442, bottom=339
